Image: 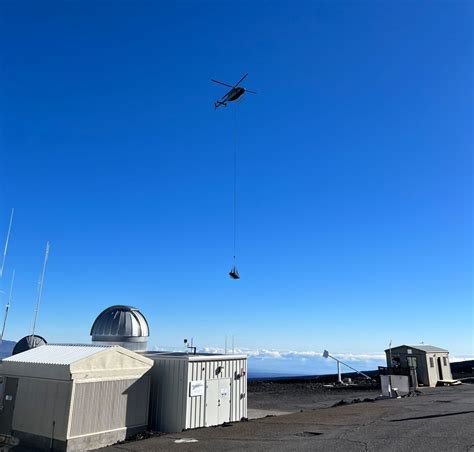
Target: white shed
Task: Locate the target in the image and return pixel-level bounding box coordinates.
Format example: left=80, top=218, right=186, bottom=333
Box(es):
left=0, top=344, right=153, bottom=451
left=385, top=344, right=453, bottom=387
left=143, top=352, right=247, bottom=433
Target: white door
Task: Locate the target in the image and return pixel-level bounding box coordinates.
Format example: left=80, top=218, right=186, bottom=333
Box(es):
left=218, top=378, right=231, bottom=424
left=205, top=379, right=231, bottom=427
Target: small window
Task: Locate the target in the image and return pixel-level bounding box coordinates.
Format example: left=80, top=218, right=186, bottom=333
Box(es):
left=443, top=357, right=447, bottom=366
left=429, top=357, right=434, bottom=368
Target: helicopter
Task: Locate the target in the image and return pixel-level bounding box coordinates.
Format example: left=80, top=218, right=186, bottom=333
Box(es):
left=211, top=73, right=256, bottom=109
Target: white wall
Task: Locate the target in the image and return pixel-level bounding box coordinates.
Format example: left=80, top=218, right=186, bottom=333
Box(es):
left=12, top=378, right=72, bottom=441
left=68, top=376, right=150, bottom=439
left=147, top=355, right=247, bottom=433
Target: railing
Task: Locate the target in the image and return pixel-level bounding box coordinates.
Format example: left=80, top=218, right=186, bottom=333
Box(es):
left=378, top=366, right=410, bottom=376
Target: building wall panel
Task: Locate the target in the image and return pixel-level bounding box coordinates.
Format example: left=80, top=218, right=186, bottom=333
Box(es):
left=185, top=357, right=247, bottom=429
left=69, top=377, right=150, bottom=438
left=147, top=355, right=247, bottom=433
left=12, top=378, right=72, bottom=441
left=148, top=358, right=188, bottom=433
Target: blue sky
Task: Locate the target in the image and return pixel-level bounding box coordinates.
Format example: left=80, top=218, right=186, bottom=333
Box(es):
left=0, top=1, right=472, bottom=372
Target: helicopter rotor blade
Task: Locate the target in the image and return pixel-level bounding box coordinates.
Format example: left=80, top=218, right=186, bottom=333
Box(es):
left=234, top=73, right=248, bottom=88
left=211, top=79, right=234, bottom=88
left=245, top=89, right=257, bottom=94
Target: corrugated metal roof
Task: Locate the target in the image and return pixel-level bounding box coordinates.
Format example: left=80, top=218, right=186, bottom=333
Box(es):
left=385, top=344, right=449, bottom=353
left=407, top=345, right=448, bottom=353
left=143, top=351, right=248, bottom=362
left=2, top=344, right=111, bottom=365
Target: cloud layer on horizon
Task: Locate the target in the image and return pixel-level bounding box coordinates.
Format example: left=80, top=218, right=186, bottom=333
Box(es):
left=152, top=345, right=473, bottom=376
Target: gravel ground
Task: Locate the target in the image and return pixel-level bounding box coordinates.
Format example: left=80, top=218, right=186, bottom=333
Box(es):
left=247, top=379, right=381, bottom=411
left=102, top=384, right=474, bottom=451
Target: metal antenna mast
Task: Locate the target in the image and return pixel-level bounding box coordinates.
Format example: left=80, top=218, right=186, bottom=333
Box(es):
left=0, top=269, right=15, bottom=346
left=0, top=208, right=14, bottom=279
left=31, top=241, right=50, bottom=342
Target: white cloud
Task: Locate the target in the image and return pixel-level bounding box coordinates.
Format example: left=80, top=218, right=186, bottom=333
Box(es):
left=450, top=355, right=474, bottom=363
left=198, top=347, right=386, bottom=362
left=150, top=345, right=473, bottom=375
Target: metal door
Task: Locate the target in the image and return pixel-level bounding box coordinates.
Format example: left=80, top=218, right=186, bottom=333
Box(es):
left=205, top=379, right=231, bottom=427
left=437, top=357, right=443, bottom=380
left=218, top=379, right=231, bottom=424
left=0, top=377, right=18, bottom=434
left=205, top=380, right=218, bottom=427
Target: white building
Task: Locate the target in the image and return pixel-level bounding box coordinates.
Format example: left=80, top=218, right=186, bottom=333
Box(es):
left=385, top=344, right=452, bottom=387
left=0, top=344, right=153, bottom=451
left=89, top=305, right=249, bottom=433
left=144, top=351, right=248, bottom=432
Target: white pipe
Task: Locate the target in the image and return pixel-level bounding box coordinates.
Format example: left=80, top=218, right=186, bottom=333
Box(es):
left=324, top=351, right=372, bottom=380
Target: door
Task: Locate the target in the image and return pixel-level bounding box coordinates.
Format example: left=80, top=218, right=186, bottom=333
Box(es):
left=437, top=357, right=443, bottom=381
left=218, top=379, right=231, bottom=424
left=407, top=356, right=419, bottom=389
left=0, top=377, right=19, bottom=434
left=205, top=379, right=231, bottom=427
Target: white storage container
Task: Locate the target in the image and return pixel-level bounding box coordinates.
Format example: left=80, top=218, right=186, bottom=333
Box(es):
left=144, top=352, right=247, bottom=433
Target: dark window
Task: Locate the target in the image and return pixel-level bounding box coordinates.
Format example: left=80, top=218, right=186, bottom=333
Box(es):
left=407, top=356, right=417, bottom=368
left=443, top=357, right=447, bottom=366
left=429, top=357, right=434, bottom=368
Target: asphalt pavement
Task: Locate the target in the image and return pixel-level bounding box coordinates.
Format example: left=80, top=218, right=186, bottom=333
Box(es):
left=103, top=384, right=474, bottom=452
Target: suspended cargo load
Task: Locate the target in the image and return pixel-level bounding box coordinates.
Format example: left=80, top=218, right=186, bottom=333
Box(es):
left=229, top=265, right=240, bottom=280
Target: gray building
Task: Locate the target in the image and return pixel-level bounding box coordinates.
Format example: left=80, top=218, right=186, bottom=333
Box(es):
left=0, top=344, right=153, bottom=451
left=385, top=344, right=452, bottom=387
left=144, top=352, right=248, bottom=433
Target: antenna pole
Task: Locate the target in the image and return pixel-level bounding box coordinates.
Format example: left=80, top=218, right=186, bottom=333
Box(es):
left=31, top=241, right=50, bottom=342
left=0, top=269, right=15, bottom=346
left=0, top=208, right=14, bottom=279
left=225, top=335, right=227, bottom=354
left=388, top=339, right=392, bottom=371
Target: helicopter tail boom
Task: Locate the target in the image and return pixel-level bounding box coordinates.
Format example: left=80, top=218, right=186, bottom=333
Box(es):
left=214, top=100, right=227, bottom=109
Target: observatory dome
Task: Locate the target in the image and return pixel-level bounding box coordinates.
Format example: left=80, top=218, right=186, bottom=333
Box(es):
left=12, top=335, right=47, bottom=356
left=90, top=305, right=149, bottom=352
